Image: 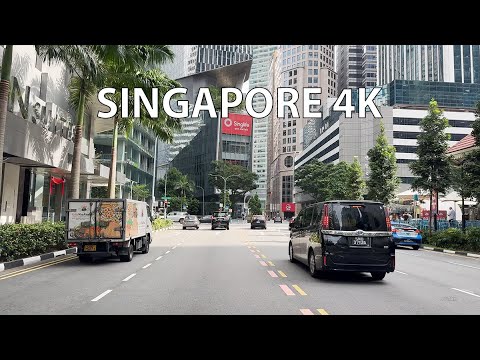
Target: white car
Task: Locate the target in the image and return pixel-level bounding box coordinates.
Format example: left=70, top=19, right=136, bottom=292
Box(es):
left=167, top=211, right=189, bottom=223
left=183, top=215, right=200, bottom=230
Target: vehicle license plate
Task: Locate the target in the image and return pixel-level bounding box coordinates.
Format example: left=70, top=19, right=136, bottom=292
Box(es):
left=84, top=244, right=96, bottom=251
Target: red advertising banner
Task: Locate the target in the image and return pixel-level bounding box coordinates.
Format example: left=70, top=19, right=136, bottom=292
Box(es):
left=282, top=202, right=295, bottom=212
left=221, top=113, right=253, bottom=136
left=421, top=209, right=447, bottom=220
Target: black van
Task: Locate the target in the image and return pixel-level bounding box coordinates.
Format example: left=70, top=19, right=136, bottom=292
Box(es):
left=289, top=200, right=395, bottom=280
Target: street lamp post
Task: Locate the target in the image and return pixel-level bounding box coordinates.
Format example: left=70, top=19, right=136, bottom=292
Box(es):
left=196, top=185, right=205, bottom=216
left=156, top=162, right=170, bottom=219
left=129, top=180, right=137, bottom=199
left=209, top=174, right=240, bottom=211
left=243, top=191, right=251, bottom=218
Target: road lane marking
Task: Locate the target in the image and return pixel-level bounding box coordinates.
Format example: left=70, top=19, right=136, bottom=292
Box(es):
left=247, top=246, right=252, bottom=249
left=259, top=261, right=268, bottom=266
left=261, top=255, right=267, bottom=259
left=142, top=263, right=152, bottom=269
left=317, top=309, right=329, bottom=315
left=0, top=256, right=77, bottom=281
left=268, top=261, right=275, bottom=267
left=91, top=290, right=112, bottom=302
left=293, top=285, right=307, bottom=296
left=177, top=243, right=181, bottom=246
left=278, top=271, right=287, bottom=278
left=172, top=246, right=177, bottom=249
left=250, top=250, right=256, bottom=253
left=0, top=255, right=76, bottom=277
left=260, top=232, right=265, bottom=236
left=254, top=255, right=260, bottom=258
left=447, top=261, right=480, bottom=270
left=396, top=271, right=408, bottom=275
left=165, top=251, right=170, bottom=254
left=256, top=250, right=261, bottom=253
left=279, top=285, right=295, bottom=296
left=401, top=253, right=421, bottom=257
left=452, top=288, right=480, bottom=298
left=122, top=273, right=136, bottom=282
left=268, top=270, right=278, bottom=278
left=155, top=256, right=163, bottom=261
left=300, top=309, right=314, bottom=315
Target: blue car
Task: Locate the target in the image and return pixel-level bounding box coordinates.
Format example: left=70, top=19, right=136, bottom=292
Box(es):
left=391, top=222, right=422, bottom=250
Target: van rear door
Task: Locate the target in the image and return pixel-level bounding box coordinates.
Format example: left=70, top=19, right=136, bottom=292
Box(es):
left=325, top=202, right=392, bottom=266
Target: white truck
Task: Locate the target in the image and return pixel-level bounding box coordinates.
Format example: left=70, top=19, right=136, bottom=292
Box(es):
left=66, top=199, right=153, bottom=263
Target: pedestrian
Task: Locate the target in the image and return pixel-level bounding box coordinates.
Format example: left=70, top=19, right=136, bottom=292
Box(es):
left=447, top=207, right=456, bottom=226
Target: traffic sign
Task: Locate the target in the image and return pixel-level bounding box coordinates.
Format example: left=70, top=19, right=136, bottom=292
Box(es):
left=161, top=196, right=171, bottom=200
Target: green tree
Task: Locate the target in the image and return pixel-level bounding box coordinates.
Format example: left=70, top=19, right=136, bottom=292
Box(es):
left=156, top=167, right=187, bottom=198
left=472, top=101, right=480, bottom=146
left=0, top=45, right=14, bottom=202
left=347, top=158, right=366, bottom=200
left=209, top=160, right=258, bottom=204
left=367, top=122, right=399, bottom=204
left=101, top=46, right=181, bottom=198
left=409, top=99, right=451, bottom=197
left=249, top=194, right=262, bottom=215
left=330, top=161, right=350, bottom=199
left=187, top=197, right=201, bottom=215
left=175, top=175, right=194, bottom=211
left=295, top=162, right=335, bottom=201
left=209, top=86, right=246, bottom=113
left=36, top=45, right=107, bottom=199
left=91, top=186, right=108, bottom=198
left=132, top=184, right=150, bottom=201
left=168, top=196, right=182, bottom=211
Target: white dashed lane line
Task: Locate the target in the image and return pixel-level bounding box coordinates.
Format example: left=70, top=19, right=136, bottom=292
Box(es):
left=142, top=263, right=152, bottom=269
left=91, top=290, right=112, bottom=302
left=122, top=273, right=136, bottom=282
left=172, top=246, right=177, bottom=249
left=165, top=251, right=170, bottom=254
left=395, top=271, right=408, bottom=275
left=155, top=256, right=163, bottom=261
left=452, top=288, right=480, bottom=298
left=447, top=261, right=480, bottom=271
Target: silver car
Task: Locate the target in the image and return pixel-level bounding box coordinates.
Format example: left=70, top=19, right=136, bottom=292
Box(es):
left=183, top=215, right=200, bottom=230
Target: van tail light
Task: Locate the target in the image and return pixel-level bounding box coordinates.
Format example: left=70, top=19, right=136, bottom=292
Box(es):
left=392, top=229, right=397, bottom=233
left=68, top=242, right=77, bottom=247
left=415, top=229, right=420, bottom=234
left=323, top=255, right=327, bottom=266
left=385, top=209, right=392, bottom=231
left=322, top=204, right=329, bottom=229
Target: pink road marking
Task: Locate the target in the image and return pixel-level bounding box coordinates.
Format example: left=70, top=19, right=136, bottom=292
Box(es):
left=254, top=254, right=260, bottom=258
left=259, top=261, right=268, bottom=266
left=300, top=309, right=314, bottom=315
left=268, top=270, right=278, bottom=278
left=279, top=284, right=295, bottom=296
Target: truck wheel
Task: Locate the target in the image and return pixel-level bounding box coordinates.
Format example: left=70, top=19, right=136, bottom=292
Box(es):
left=141, top=237, right=150, bottom=254
left=78, top=255, right=91, bottom=263
left=120, top=244, right=134, bottom=262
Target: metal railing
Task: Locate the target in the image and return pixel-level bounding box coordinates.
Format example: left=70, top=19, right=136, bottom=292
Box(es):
left=394, top=219, right=480, bottom=231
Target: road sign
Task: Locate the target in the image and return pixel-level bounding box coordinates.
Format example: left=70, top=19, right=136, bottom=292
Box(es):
left=161, top=196, right=171, bottom=200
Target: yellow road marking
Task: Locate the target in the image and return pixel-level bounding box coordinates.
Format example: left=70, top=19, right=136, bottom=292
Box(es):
left=317, top=309, right=329, bottom=315
left=267, top=261, right=275, bottom=266
left=278, top=270, right=287, bottom=278
left=0, top=255, right=76, bottom=278
left=0, top=256, right=77, bottom=280
left=292, top=284, right=307, bottom=296
left=261, top=254, right=267, bottom=259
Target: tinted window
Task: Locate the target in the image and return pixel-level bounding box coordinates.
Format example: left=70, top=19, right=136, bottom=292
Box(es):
left=330, top=203, right=387, bottom=231
left=302, top=207, right=314, bottom=227
left=295, top=210, right=304, bottom=228
left=391, top=223, right=415, bottom=230
left=214, top=212, right=228, bottom=217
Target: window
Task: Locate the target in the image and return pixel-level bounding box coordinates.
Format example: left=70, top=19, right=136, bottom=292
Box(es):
left=293, top=120, right=296, bottom=126
left=292, top=128, right=296, bottom=135
left=283, top=138, right=286, bottom=144
left=292, top=145, right=296, bottom=151
left=287, top=146, right=291, bottom=152
left=283, top=147, right=286, bottom=152
left=288, top=129, right=291, bottom=135
left=292, top=137, right=296, bottom=143
left=288, top=121, right=291, bottom=127
left=283, top=130, right=286, bottom=136
left=294, top=69, right=297, bottom=75
left=314, top=61, right=318, bottom=66
left=314, top=69, right=318, bottom=75
left=284, top=156, right=294, bottom=168
left=308, top=77, right=313, bottom=83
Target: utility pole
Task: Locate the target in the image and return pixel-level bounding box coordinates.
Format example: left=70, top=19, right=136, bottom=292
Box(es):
left=196, top=185, right=205, bottom=216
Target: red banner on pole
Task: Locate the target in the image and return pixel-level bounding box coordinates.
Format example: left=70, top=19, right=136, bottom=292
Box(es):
left=50, top=176, right=65, bottom=195
left=281, top=202, right=295, bottom=212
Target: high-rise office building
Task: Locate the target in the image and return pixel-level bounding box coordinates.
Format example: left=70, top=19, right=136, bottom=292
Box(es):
left=377, top=45, right=480, bottom=85
left=186, top=45, right=253, bottom=75
left=267, top=45, right=336, bottom=218
left=337, top=45, right=378, bottom=92
left=249, top=45, right=278, bottom=209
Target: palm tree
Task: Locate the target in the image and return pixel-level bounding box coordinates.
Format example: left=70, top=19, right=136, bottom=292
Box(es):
left=100, top=46, right=181, bottom=198
left=174, top=175, right=194, bottom=211
left=0, top=45, right=13, bottom=201
left=36, top=45, right=106, bottom=199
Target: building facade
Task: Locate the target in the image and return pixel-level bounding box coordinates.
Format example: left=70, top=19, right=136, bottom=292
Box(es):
left=186, top=45, right=253, bottom=75
left=378, top=45, right=480, bottom=86
left=249, top=45, right=278, bottom=209
left=0, top=45, right=112, bottom=224
left=267, top=45, right=337, bottom=219
left=337, top=45, right=378, bottom=92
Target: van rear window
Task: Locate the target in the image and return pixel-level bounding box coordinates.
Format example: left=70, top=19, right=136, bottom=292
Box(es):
left=330, top=203, right=387, bottom=231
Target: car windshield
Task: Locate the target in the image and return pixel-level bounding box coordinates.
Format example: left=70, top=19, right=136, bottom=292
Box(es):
left=213, top=212, right=228, bottom=217
left=254, top=216, right=265, bottom=220
left=392, top=223, right=415, bottom=230
left=185, top=216, right=197, bottom=220
left=330, top=203, right=387, bottom=231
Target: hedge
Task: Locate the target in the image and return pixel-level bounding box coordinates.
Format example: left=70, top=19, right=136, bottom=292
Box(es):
left=422, top=227, right=480, bottom=252
left=0, top=222, right=67, bottom=262
left=152, top=218, right=173, bottom=231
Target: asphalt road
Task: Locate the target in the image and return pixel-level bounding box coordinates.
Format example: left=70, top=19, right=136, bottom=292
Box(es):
left=0, top=222, right=479, bottom=314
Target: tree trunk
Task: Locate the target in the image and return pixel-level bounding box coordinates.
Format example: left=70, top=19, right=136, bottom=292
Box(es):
left=107, top=117, right=119, bottom=198
left=0, top=45, right=13, bottom=205
left=70, top=88, right=86, bottom=199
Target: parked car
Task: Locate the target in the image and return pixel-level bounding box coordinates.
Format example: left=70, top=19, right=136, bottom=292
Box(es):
left=212, top=211, right=230, bottom=230
left=199, top=215, right=212, bottom=223
left=391, top=222, right=422, bottom=250
left=251, top=215, right=267, bottom=229
left=183, top=215, right=200, bottom=230
left=167, top=211, right=189, bottom=223
left=273, top=216, right=282, bottom=223
left=289, top=200, right=395, bottom=280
